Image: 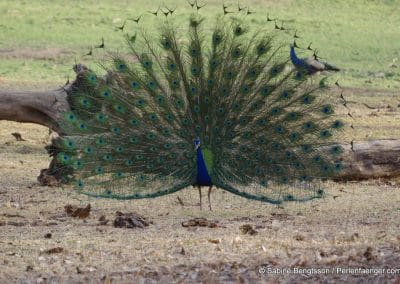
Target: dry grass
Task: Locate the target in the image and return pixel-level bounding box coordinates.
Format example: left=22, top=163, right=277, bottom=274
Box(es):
left=0, top=87, right=400, bottom=283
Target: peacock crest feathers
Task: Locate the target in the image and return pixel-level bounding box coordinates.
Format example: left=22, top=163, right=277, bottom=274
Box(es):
left=55, top=5, right=345, bottom=204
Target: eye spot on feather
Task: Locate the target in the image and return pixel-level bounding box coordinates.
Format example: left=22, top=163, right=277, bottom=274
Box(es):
left=131, top=81, right=140, bottom=89
left=303, top=121, right=315, bottom=131
left=332, top=120, right=344, bottom=129
left=64, top=139, right=76, bottom=149
left=116, top=62, right=127, bottom=72
left=58, top=153, right=70, bottom=164
left=149, top=113, right=158, bottom=122
left=234, top=25, right=244, bottom=36
left=232, top=47, right=242, bottom=58
left=302, top=144, right=312, bottom=153
left=330, top=145, right=343, bottom=155
left=294, top=162, right=304, bottom=170
left=270, top=107, right=280, bottom=115
left=175, top=99, right=184, bottom=108
left=96, top=138, right=105, bottom=145
left=168, top=63, right=176, bottom=71
left=171, top=79, right=180, bottom=89
left=302, top=94, right=315, bottom=104
left=146, top=132, right=156, bottom=140
left=136, top=99, right=145, bottom=107
left=284, top=193, right=294, bottom=200
left=76, top=180, right=84, bottom=190
left=103, top=154, right=113, bottom=161
left=66, top=113, right=76, bottom=122
left=102, top=90, right=111, bottom=98
left=334, top=162, right=343, bottom=171
left=301, top=175, right=310, bottom=182
left=320, top=130, right=332, bottom=138
left=274, top=125, right=285, bottom=134
left=165, top=113, right=174, bottom=122
left=210, top=59, right=219, bottom=69
left=88, top=74, right=97, bottom=83
left=80, top=98, right=90, bottom=107
left=78, top=123, right=87, bottom=130
left=142, top=60, right=152, bottom=69
left=95, top=166, right=104, bottom=174
left=161, top=38, right=171, bottom=49
left=111, top=126, right=121, bottom=135
left=189, top=46, right=199, bottom=57
left=313, top=155, right=322, bottom=163
left=322, top=105, right=334, bottom=115
left=257, top=44, right=266, bottom=55
left=147, top=81, right=157, bottom=89
left=84, top=147, right=93, bottom=154
left=191, top=66, right=200, bottom=76
left=281, top=90, right=291, bottom=99
left=272, top=142, right=281, bottom=150
left=240, top=85, right=251, bottom=94
left=220, top=87, right=228, bottom=96
left=190, top=86, right=198, bottom=94
left=258, top=136, right=267, bottom=144
left=289, top=132, right=299, bottom=142
left=212, top=32, right=222, bottom=45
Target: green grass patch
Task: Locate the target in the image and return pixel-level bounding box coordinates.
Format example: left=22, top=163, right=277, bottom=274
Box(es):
left=0, top=0, right=399, bottom=89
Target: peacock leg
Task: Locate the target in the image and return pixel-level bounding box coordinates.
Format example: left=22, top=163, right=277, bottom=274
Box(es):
left=207, top=185, right=212, bottom=211
left=198, top=186, right=203, bottom=210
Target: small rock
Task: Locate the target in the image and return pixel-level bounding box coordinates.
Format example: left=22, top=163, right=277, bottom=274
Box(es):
left=239, top=224, right=258, bottom=235
left=364, top=247, right=376, bottom=261
left=98, top=215, right=109, bottom=226
left=44, top=247, right=64, bottom=254
left=181, top=218, right=219, bottom=228
left=113, top=211, right=149, bottom=229
left=294, top=234, right=305, bottom=241
left=208, top=239, right=220, bottom=244
left=44, top=233, right=52, bottom=239
left=65, top=204, right=91, bottom=219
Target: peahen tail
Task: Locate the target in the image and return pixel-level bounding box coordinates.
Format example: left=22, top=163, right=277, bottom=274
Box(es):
left=53, top=10, right=345, bottom=204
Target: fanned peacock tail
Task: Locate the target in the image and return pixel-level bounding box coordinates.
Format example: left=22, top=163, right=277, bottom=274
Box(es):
left=53, top=7, right=345, bottom=203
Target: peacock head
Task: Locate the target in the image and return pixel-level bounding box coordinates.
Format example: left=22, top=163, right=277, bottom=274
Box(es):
left=194, top=137, right=201, bottom=150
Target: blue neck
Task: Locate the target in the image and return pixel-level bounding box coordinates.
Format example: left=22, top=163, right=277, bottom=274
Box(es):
left=196, top=147, right=212, bottom=186
left=290, top=46, right=308, bottom=69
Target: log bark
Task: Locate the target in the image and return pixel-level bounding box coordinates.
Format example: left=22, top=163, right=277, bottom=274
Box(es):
left=0, top=89, right=70, bottom=134
left=335, top=139, right=400, bottom=180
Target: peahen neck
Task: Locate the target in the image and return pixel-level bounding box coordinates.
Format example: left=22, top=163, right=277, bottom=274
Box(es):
left=290, top=46, right=307, bottom=69
left=196, top=147, right=212, bottom=186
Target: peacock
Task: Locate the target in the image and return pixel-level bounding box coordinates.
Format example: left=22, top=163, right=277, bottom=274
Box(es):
left=52, top=5, right=345, bottom=210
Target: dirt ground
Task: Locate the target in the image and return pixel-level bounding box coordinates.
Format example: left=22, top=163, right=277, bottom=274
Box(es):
left=0, top=120, right=399, bottom=283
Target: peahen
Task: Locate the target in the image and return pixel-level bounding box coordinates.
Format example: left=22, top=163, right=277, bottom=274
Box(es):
left=290, top=44, right=340, bottom=74
left=53, top=7, right=345, bottom=210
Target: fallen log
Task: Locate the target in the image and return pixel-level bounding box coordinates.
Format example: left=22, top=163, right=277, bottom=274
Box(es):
left=0, top=89, right=399, bottom=183
left=336, top=139, right=400, bottom=180
left=0, top=89, right=69, bottom=134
